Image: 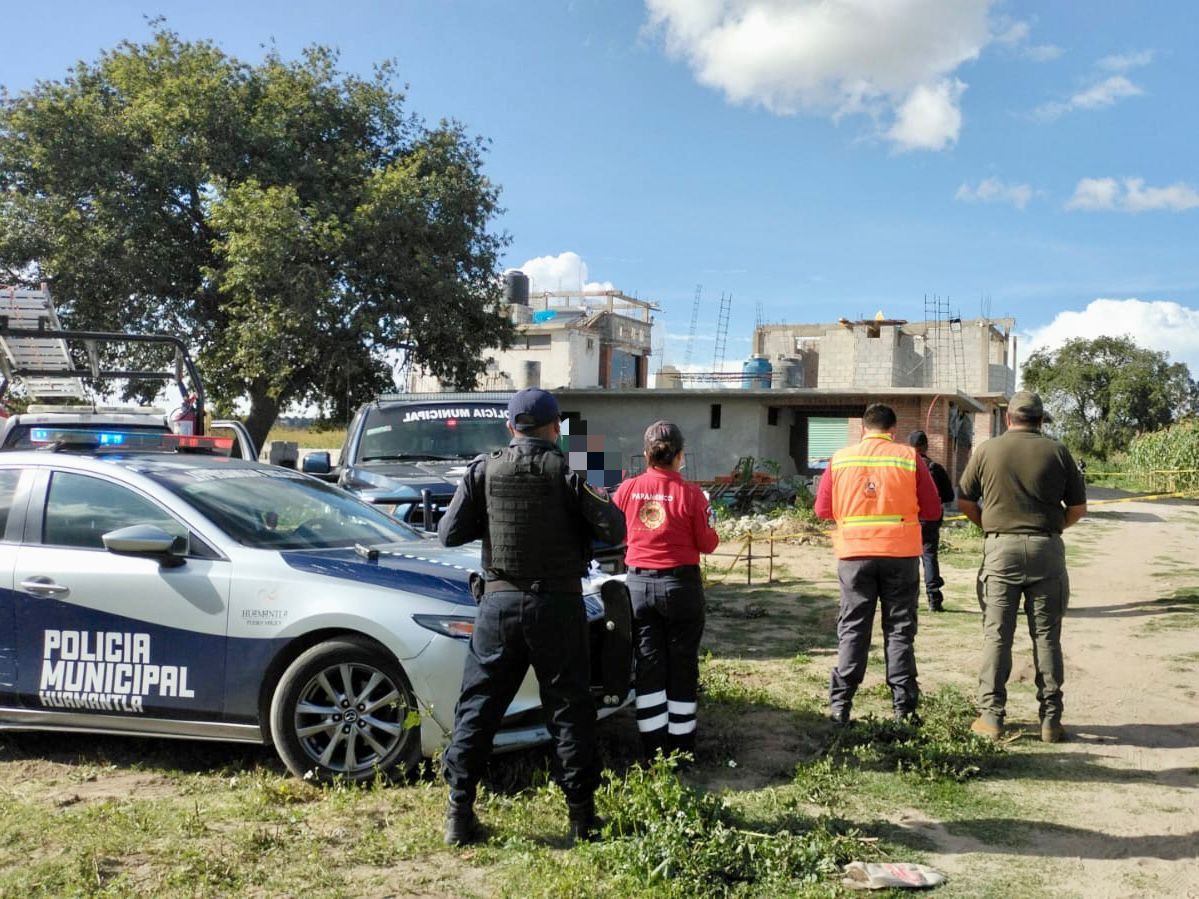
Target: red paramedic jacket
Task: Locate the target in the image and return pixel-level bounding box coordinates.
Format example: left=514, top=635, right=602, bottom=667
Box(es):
left=613, top=467, right=720, bottom=569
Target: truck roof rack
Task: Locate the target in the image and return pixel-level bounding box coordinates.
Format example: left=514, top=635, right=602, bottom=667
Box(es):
left=0, top=285, right=206, bottom=431
left=0, top=286, right=86, bottom=399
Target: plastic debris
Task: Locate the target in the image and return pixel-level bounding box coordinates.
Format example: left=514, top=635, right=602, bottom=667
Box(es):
left=842, top=862, right=947, bottom=890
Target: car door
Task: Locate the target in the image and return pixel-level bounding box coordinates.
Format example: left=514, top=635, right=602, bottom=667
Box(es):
left=0, top=468, right=28, bottom=701
left=13, top=468, right=232, bottom=722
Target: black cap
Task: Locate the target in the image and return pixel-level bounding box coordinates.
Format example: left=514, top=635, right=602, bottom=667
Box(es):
left=907, top=430, right=929, bottom=450
left=507, top=388, right=560, bottom=432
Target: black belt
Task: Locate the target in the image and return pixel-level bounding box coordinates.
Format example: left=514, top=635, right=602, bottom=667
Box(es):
left=985, top=531, right=1057, bottom=537
left=484, top=577, right=582, bottom=595
left=628, top=565, right=700, bottom=577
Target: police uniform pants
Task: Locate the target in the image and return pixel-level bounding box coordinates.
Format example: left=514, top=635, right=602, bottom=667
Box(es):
left=443, top=589, right=598, bottom=806
left=829, top=557, right=920, bottom=716
left=919, top=519, right=945, bottom=596
left=628, top=568, right=705, bottom=757
left=976, top=533, right=1068, bottom=725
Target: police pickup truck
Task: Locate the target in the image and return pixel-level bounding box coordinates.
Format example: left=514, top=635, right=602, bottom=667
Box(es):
left=0, top=325, right=256, bottom=460
left=302, top=394, right=512, bottom=530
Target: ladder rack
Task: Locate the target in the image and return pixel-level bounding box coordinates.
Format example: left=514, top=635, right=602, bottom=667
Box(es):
left=0, top=286, right=87, bottom=399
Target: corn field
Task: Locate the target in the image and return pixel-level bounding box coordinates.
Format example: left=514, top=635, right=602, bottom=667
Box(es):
left=1125, top=420, right=1199, bottom=494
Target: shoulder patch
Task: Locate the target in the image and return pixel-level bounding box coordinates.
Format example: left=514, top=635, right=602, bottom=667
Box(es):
left=489, top=449, right=504, bottom=459
left=583, top=482, right=611, bottom=503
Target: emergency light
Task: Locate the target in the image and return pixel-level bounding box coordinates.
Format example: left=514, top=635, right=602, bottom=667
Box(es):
left=29, top=428, right=234, bottom=453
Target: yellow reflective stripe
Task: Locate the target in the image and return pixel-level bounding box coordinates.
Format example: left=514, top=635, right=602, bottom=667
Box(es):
left=839, top=515, right=917, bottom=528
left=831, top=456, right=917, bottom=471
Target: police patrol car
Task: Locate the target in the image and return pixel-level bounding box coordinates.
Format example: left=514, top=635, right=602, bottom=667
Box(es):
left=0, top=427, right=631, bottom=781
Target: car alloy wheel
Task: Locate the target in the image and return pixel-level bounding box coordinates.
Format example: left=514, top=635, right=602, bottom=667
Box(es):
left=270, top=637, right=419, bottom=782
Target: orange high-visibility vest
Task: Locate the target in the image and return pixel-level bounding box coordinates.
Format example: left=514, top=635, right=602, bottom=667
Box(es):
left=829, top=433, right=921, bottom=559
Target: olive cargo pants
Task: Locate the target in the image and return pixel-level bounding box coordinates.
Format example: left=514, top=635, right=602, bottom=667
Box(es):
left=976, top=533, right=1069, bottom=724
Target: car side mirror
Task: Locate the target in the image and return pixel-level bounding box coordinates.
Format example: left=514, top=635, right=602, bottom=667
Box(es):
left=102, top=524, right=189, bottom=567
left=302, top=451, right=331, bottom=475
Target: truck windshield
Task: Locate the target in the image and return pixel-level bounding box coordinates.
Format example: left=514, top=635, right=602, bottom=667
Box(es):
left=358, top=404, right=510, bottom=462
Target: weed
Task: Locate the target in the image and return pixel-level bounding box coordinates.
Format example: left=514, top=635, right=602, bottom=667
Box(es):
left=798, top=687, right=1004, bottom=789
left=591, top=756, right=875, bottom=896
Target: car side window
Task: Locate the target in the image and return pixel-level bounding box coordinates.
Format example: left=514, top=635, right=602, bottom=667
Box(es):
left=0, top=469, right=21, bottom=539
left=43, top=472, right=188, bottom=550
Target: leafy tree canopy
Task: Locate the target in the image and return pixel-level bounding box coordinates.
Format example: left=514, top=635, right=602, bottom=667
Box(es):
left=0, top=27, right=514, bottom=446
left=1021, top=335, right=1198, bottom=458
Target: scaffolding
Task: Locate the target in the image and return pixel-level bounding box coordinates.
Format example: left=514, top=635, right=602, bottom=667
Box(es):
left=712, top=291, right=732, bottom=371
left=923, top=294, right=966, bottom=391
left=683, top=284, right=701, bottom=368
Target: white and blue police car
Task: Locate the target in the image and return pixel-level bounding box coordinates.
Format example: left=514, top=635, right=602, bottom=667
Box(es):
left=0, top=428, right=631, bottom=781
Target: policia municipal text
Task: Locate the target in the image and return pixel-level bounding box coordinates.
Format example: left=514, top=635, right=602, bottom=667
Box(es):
left=437, top=388, right=627, bottom=846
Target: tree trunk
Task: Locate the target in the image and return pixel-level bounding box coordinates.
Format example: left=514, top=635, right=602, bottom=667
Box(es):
left=244, top=385, right=282, bottom=457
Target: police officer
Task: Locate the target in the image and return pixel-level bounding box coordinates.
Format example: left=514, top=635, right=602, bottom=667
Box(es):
left=814, top=404, right=944, bottom=723
left=438, top=388, right=626, bottom=846
left=613, top=421, right=719, bottom=761
left=907, top=430, right=956, bottom=612
left=957, top=391, right=1086, bottom=743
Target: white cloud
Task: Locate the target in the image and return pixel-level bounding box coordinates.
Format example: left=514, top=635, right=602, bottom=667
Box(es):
left=887, top=79, right=966, bottom=151
left=1022, top=44, right=1063, bottom=62
left=993, top=19, right=1060, bottom=61
left=516, top=251, right=615, bottom=294
left=1098, top=49, right=1154, bottom=72
left=644, top=0, right=1000, bottom=152
left=1023, top=299, right=1199, bottom=378
left=1066, top=177, right=1199, bottom=213
left=955, top=176, right=1033, bottom=209
left=1036, top=74, right=1142, bottom=119
left=1070, top=75, right=1142, bottom=109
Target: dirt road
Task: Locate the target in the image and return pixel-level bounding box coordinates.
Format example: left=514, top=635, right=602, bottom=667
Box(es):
left=903, top=500, right=1199, bottom=897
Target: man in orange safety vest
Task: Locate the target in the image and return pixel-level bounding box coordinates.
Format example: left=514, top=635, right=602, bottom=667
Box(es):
left=814, top=403, right=944, bottom=724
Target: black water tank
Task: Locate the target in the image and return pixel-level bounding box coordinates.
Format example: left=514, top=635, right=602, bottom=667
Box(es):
left=503, top=269, right=530, bottom=306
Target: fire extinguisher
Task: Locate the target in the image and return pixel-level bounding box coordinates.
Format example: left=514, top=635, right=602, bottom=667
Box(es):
left=171, top=383, right=197, bottom=436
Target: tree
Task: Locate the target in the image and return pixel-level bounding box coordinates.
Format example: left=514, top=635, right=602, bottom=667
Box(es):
left=1022, top=335, right=1198, bottom=457
left=0, top=28, right=514, bottom=447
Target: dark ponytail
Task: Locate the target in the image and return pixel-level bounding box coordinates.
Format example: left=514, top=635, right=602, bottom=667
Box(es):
left=643, top=420, right=684, bottom=468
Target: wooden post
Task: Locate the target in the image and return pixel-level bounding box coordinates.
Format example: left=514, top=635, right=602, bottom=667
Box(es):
left=746, top=533, right=753, bottom=585
left=768, top=530, right=774, bottom=584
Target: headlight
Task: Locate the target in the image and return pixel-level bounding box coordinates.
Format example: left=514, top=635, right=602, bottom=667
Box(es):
left=412, top=614, right=475, bottom=640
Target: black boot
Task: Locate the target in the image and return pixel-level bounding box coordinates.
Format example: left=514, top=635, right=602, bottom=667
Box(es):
left=567, top=798, right=604, bottom=844
left=444, top=800, right=483, bottom=847
left=928, top=591, right=944, bottom=612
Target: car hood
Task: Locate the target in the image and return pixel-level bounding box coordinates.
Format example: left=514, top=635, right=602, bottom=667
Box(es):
left=279, top=542, right=612, bottom=622
left=280, top=542, right=480, bottom=607
left=355, top=459, right=472, bottom=483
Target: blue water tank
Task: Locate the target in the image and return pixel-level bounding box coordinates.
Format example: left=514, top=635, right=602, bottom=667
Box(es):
left=742, top=354, right=773, bottom=389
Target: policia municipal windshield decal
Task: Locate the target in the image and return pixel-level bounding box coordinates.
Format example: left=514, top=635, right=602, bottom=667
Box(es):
left=38, top=629, right=195, bottom=712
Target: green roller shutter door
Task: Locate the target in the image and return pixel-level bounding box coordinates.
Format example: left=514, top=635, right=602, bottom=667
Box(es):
left=808, top=417, right=850, bottom=467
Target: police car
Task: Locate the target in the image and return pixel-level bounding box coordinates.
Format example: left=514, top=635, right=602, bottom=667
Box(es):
left=0, top=428, right=632, bottom=781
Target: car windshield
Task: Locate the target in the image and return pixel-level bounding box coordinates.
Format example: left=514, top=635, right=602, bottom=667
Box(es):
left=149, top=466, right=422, bottom=549
left=358, top=403, right=509, bottom=462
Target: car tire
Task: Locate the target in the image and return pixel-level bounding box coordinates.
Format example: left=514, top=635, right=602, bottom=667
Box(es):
left=269, top=636, right=421, bottom=782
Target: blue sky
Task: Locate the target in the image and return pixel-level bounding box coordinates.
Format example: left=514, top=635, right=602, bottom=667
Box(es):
left=3, top=1, right=1198, bottom=377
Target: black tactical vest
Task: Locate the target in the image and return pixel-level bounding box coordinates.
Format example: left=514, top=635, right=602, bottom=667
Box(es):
left=483, top=442, right=588, bottom=580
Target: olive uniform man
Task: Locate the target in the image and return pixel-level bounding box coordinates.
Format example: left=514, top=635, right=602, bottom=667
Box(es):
left=438, top=388, right=626, bottom=846
left=957, top=391, right=1086, bottom=743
